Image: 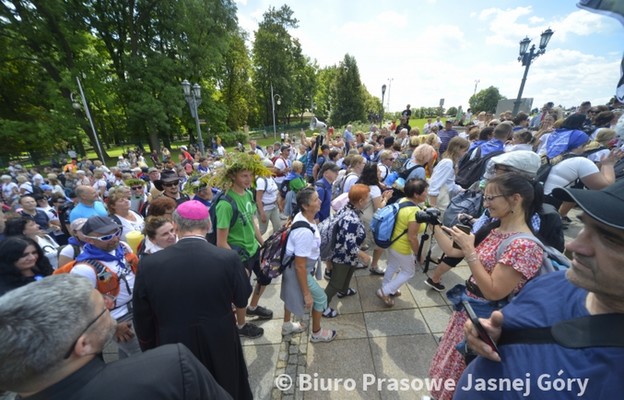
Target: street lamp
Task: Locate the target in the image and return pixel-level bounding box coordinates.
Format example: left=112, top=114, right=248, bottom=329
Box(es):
left=473, top=79, right=480, bottom=96
left=181, top=79, right=205, bottom=156
left=270, top=82, right=281, bottom=140
left=512, top=28, right=554, bottom=116
left=381, top=84, right=387, bottom=126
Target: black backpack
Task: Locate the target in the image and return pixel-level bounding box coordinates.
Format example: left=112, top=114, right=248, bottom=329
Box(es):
left=398, top=161, right=424, bottom=180
left=455, top=147, right=504, bottom=189
left=535, top=153, right=580, bottom=184
left=207, top=191, right=240, bottom=244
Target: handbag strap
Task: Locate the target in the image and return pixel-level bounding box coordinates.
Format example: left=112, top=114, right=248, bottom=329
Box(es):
left=499, top=313, right=624, bottom=348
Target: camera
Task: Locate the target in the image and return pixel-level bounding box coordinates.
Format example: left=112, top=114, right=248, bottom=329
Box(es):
left=459, top=214, right=473, bottom=226
left=416, top=207, right=441, bottom=225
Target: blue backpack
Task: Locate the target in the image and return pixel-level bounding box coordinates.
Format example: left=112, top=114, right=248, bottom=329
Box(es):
left=371, top=200, right=416, bottom=248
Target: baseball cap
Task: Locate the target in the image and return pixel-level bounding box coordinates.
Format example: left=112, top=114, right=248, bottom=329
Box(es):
left=553, top=180, right=624, bottom=230
left=148, top=167, right=159, bottom=173
left=82, top=216, right=120, bottom=236
left=280, top=145, right=291, bottom=152
left=320, top=162, right=341, bottom=175
left=176, top=200, right=209, bottom=220
left=70, top=218, right=88, bottom=234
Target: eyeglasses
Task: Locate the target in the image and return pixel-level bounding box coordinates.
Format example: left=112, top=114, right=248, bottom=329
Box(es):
left=63, top=307, right=108, bottom=359
left=131, top=186, right=144, bottom=190
left=483, top=194, right=505, bottom=202
left=85, top=229, right=121, bottom=242
left=162, top=181, right=179, bottom=187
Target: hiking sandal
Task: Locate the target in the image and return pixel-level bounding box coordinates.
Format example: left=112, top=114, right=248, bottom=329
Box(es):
left=310, top=328, right=337, bottom=343
left=322, top=307, right=338, bottom=318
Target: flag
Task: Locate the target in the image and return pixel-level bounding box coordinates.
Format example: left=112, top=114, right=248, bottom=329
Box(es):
left=577, top=0, right=624, bottom=102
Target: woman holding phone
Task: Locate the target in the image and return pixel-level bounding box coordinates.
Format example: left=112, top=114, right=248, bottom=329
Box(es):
left=428, top=173, right=544, bottom=400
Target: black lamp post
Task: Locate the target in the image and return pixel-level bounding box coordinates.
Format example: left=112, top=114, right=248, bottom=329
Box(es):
left=181, top=79, right=205, bottom=156
left=381, top=84, right=387, bottom=126
left=512, top=28, right=554, bottom=116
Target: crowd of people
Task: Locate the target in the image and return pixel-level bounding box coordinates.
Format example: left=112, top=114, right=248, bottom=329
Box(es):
left=1, top=99, right=623, bottom=399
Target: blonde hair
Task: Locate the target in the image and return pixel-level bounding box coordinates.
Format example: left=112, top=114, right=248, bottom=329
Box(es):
left=412, top=144, right=436, bottom=165
left=292, top=160, right=303, bottom=173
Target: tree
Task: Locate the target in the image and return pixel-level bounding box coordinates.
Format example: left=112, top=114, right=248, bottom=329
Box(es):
left=252, top=5, right=300, bottom=128
left=447, top=107, right=458, bottom=117
left=332, top=54, right=365, bottom=126
left=313, top=66, right=337, bottom=122
left=469, top=86, right=506, bottom=114
left=221, top=29, right=255, bottom=131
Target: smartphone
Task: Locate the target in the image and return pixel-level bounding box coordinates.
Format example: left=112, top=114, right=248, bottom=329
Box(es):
left=452, top=224, right=472, bottom=249
left=461, top=300, right=499, bottom=355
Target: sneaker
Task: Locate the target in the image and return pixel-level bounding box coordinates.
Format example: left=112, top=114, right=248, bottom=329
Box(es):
left=369, top=266, right=385, bottom=276
left=282, top=321, right=306, bottom=335
left=324, top=269, right=332, bottom=280
left=238, top=323, right=264, bottom=338
left=246, top=305, right=273, bottom=319
left=424, top=278, right=445, bottom=292
left=355, top=262, right=367, bottom=269
left=310, top=328, right=337, bottom=343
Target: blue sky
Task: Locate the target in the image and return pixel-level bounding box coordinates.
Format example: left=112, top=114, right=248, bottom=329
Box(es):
left=235, top=0, right=623, bottom=113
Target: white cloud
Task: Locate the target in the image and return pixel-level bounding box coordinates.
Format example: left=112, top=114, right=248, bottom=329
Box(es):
left=550, top=10, right=610, bottom=42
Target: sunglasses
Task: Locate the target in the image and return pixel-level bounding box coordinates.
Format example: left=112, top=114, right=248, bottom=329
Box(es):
left=131, top=186, right=144, bottom=190
left=85, top=229, right=121, bottom=242
left=162, top=181, right=179, bottom=187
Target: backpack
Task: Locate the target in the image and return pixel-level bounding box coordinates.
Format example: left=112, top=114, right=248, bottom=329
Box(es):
left=53, top=251, right=138, bottom=298
left=455, top=147, right=504, bottom=189
left=278, top=178, right=292, bottom=199
left=398, top=161, right=424, bottom=180
left=207, top=191, right=240, bottom=244
left=57, top=243, right=80, bottom=260
left=331, top=172, right=356, bottom=200
left=534, top=153, right=580, bottom=184
left=370, top=200, right=417, bottom=248
left=442, top=190, right=483, bottom=227
left=318, top=212, right=341, bottom=261
left=496, top=233, right=571, bottom=277
left=259, top=220, right=313, bottom=279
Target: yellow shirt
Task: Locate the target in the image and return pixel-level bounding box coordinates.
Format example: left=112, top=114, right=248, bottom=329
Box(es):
left=390, top=199, right=425, bottom=255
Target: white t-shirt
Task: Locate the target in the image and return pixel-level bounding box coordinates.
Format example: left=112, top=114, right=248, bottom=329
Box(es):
left=256, top=176, right=279, bottom=210
left=285, top=212, right=320, bottom=261
left=369, top=185, right=382, bottom=200
left=543, top=157, right=599, bottom=195
left=378, top=164, right=390, bottom=182
left=115, top=212, right=145, bottom=242
left=2, top=181, right=18, bottom=199
left=273, top=157, right=290, bottom=184
left=587, top=148, right=610, bottom=163
left=342, top=173, right=359, bottom=194
left=71, top=242, right=135, bottom=320
left=93, top=178, right=108, bottom=197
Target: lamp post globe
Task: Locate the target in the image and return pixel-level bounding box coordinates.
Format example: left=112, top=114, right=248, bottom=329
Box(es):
left=512, top=28, right=554, bottom=116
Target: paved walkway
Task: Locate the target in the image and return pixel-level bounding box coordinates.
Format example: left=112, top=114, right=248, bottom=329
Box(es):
left=99, top=211, right=582, bottom=400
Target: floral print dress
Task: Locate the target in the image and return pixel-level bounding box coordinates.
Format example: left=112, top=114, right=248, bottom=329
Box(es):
left=428, top=229, right=543, bottom=400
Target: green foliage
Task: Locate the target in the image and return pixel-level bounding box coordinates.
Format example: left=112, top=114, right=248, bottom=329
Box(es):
left=222, top=30, right=255, bottom=131
left=332, top=54, right=366, bottom=126
left=217, top=131, right=249, bottom=147
left=469, top=86, right=506, bottom=114
left=208, top=151, right=271, bottom=191
left=446, top=106, right=458, bottom=116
